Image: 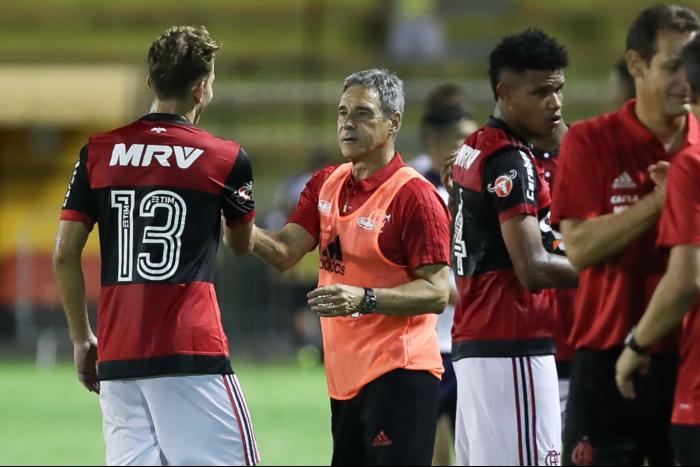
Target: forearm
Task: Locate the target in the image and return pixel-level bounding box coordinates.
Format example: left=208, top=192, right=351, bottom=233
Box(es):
left=563, top=193, right=661, bottom=271
left=374, top=277, right=449, bottom=317
left=522, top=252, right=579, bottom=290
left=252, top=225, right=299, bottom=272
left=53, top=254, right=94, bottom=343
left=634, top=273, right=699, bottom=348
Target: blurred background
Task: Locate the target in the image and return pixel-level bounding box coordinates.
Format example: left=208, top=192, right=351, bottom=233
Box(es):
left=0, top=0, right=698, bottom=465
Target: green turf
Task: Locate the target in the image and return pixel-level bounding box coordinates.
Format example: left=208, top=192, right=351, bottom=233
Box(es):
left=0, top=360, right=332, bottom=466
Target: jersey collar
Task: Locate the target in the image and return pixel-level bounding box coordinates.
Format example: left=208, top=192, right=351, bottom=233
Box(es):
left=486, top=117, right=531, bottom=148
left=619, top=99, right=700, bottom=149
left=346, top=152, right=406, bottom=193
left=140, top=113, right=193, bottom=126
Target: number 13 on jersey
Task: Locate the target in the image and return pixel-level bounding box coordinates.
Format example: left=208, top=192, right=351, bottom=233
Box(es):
left=111, top=189, right=187, bottom=282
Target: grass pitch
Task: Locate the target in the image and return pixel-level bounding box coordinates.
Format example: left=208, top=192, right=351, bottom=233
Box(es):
left=0, top=360, right=331, bottom=466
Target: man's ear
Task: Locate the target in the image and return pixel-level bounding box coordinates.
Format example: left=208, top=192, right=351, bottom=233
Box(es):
left=389, top=111, right=402, bottom=134
left=495, top=81, right=510, bottom=103
left=146, top=75, right=153, bottom=91
left=192, top=80, right=206, bottom=103
left=626, top=49, right=646, bottom=80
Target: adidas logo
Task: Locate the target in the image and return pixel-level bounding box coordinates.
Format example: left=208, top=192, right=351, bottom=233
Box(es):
left=372, top=430, right=393, bottom=447
left=612, top=171, right=637, bottom=189
left=320, top=236, right=345, bottom=275
left=150, top=127, right=167, bottom=134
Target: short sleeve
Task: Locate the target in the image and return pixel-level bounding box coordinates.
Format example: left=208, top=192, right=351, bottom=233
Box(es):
left=551, top=123, right=606, bottom=225
left=658, top=150, right=700, bottom=247
left=60, top=145, right=96, bottom=231
left=287, top=167, right=337, bottom=243
left=483, top=148, right=539, bottom=223
left=396, top=179, right=452, bottom=271
left=220, top=147, right=256, bottom=226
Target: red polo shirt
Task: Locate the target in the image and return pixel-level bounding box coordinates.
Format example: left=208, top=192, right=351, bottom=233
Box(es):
left=288, top=153, right=451, bottom=271
left=657, top=145, right=700, bottom=425
left=551, top=100, right=700, bottom=350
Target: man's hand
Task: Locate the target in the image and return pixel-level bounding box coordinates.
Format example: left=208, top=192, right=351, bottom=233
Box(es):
left=615, top=347, right=650, bottom=400
left=440, top=154, right=457, bottom=194
left=649, top=161, right=670, bottom=211
left=74, top=335, right=100, bottom=394
left=307, top=284, right=364, bottom=317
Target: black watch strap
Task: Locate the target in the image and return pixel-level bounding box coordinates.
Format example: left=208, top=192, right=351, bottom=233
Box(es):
left=625, top=327, right=650, bottom=355
left=359, top=288, right=378, bottom=314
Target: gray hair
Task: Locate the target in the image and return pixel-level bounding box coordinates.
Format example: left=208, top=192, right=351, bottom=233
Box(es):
left=342, top=68, right=405, bottom=117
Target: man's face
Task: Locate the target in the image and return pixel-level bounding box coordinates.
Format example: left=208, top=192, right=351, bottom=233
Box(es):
left=337, top=85, right=397, bottom=161
left=636, top=29, right=697, bottom=119
left=501, top=69, right=564, bottom=139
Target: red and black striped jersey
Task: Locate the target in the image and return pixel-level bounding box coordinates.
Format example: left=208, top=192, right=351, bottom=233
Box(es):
left=60, top=113, right=255, bottom=380
left=451, top=118, right=555, bottom=359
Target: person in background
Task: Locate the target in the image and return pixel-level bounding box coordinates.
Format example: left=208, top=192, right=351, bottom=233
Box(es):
left=552, top=5, right=700, bottom=464
left=410, top=83, right=477, bottom=466
left=615, top=32, right=700, bottom=467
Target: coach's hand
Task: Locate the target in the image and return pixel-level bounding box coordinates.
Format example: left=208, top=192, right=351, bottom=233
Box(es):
left=440, top=154, right=457, bottom=194
left=648, top=161, right=670, bottom=211
left=307, top=284, right=364, bottom=317
left=615, top=347, right=650, bottom=400
left=74, top=334, right=100, bottom=394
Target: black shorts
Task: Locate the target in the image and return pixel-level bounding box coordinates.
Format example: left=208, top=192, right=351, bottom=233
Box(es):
left=438, top=353, right=457, bottom=427
left=330, top=368, right=440, bottom=466
left=672, top=424, right=700, bottom=466
left=562, top=348, right=678, bottom=466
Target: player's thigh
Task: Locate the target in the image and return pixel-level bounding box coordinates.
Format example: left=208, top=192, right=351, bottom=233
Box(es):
left=100, top=380, right=164, bottom=466
left=453, top=356, right=560, bottom=466
left=140, top=374, right=259, bottom=466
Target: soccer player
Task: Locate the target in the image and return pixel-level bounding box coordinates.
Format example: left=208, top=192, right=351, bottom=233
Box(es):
left=615, top=32, right=700, bottom=467
left=531, top=119, right=577, bottom=426
left=52, top=26, right=260, bottom=466
left=448, top=29, right=578, bottom=466
left=411, top=83, right=477, bottom=466
left=551, top=5, right=700, bottom=465
left=252, top=68, right=452, bottom=465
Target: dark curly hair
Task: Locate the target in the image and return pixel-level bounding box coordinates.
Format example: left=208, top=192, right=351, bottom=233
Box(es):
left=148, top=25, right=220, bottom=100
left=627, top=5, right=700, bottom=63
left=488, top=28, right=569, bottom=100
left=683, top=34, right=700, bottom=93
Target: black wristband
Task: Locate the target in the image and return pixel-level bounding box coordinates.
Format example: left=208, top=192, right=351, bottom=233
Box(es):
left=359, top=288, right=378, bottom=314
left=624, top=327, right=650, bottom=355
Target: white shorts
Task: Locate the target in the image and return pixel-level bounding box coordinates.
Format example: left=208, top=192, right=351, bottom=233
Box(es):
left=100, top=374, right=260, bottom=466
left=454, top=356, right=561, bottom=466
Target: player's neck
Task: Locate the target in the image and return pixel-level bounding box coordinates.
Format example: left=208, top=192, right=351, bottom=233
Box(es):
left=351, top=144, right=395, bottom=181
left=149, top=100, right=198, bottom=125
left=493, top=105, right=532, bottom=143
left=634, top=98, right=687, bottom=152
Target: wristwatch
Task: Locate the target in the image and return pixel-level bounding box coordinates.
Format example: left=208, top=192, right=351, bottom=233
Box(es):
left=359, top=288, right=378, bottom=314
left=624, top=326, right=650, bottom=355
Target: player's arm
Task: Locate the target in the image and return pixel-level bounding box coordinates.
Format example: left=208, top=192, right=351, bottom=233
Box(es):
left=616, top=244, right=700, bottom=398
left=485, top=148, right=578, bottom=290
left=307, top=263, right=450, bottom=317
left=55, top=146, right=99, bottom=394
left=220, top=148, right=256, bottom=255
left=502, top=214, right=579, bottom=290
left=560, top=174, right=665, bottom=271
left=53, top=220, right=99, bottom=394
left=253, top=223, right=316, bottom=272
left=552, top=124, right=667, bottom=271
left=222, top=220, right=253, bottom=256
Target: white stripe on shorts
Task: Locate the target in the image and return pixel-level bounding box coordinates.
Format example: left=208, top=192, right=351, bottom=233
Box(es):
left=223, top=375, right=260, bottom=466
